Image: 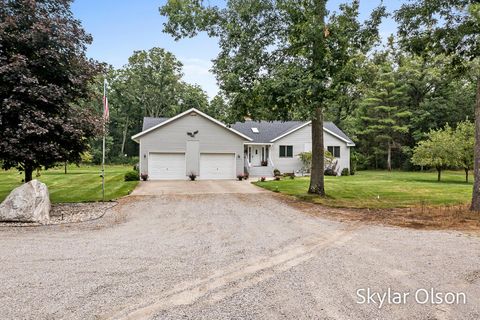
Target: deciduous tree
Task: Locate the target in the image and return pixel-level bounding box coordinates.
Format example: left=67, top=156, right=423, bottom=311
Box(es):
left=395, top=0, right=480, bottom=209
left=160, top=0, right=385, bottom=195
left=0, top=0, right=100, bottom=182
left=454, top=121, right=475, bottom=183
left=411, top=125, right=457, bottom=182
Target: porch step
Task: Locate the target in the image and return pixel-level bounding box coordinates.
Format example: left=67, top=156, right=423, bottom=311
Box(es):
left=248, top=166, right=274, bottom=177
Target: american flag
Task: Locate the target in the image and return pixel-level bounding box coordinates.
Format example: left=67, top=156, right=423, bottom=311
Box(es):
left=103, top=79, right=109, bottom=121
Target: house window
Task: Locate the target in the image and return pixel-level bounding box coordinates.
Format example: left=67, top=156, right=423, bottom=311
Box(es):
left=327, top=146, right=340, bottom=158
left=279, top=145, right=293, bottom=158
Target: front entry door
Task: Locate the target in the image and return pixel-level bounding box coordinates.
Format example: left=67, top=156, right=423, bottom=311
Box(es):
left=251, top=146, right=262, bottom=166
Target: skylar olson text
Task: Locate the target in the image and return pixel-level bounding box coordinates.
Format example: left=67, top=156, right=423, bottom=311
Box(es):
left=356, top=288, right=467, bottom=309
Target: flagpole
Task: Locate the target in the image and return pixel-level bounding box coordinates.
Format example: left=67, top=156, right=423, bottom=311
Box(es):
left=102, top=79, right=106, bottom=202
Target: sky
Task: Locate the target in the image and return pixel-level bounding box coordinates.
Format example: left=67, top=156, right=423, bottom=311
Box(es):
left=71, top=0, right=406, bottom=99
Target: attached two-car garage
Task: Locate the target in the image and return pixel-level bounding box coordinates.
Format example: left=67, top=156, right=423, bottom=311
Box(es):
left=133, top=108, right=252, bottom=181
left=148, top=152, right=235, bottom=180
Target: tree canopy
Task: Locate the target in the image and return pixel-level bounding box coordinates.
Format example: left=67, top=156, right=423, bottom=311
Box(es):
left=396, top=0, right=480, bottom=210
left=0, top=0, right=100, bottom=182
left=160, top=0, right=386, bottom=195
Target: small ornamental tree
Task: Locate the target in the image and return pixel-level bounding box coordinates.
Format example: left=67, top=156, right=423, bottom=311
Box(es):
left=395, top=0, right=480, bottom=208
left=0, top=0, right=100, bottom=182
left=454, top=121, right=475, bottom=183
left=411, top=125, right=457, bottom=181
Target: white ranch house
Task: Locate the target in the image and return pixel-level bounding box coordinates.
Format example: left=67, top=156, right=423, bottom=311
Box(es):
left=132, top=108, right=354, bottom=180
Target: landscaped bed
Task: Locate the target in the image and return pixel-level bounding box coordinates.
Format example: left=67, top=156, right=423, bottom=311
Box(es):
left=254, top=170, right=473, bottom=209
left=0, top=165, right=138, bottom=203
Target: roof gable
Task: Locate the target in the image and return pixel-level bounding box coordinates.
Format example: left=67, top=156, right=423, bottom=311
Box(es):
left=135, top=111, right=354, bottom=146
left=132, top=108, right=253, bottom=142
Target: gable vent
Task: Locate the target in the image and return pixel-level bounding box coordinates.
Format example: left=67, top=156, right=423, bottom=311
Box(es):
left=251, top=127, right=259, bottom=133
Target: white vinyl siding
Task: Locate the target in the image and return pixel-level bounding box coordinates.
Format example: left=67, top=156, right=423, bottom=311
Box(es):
left=271, top=124, right=350, bottom=175
left=138, top=113, right=245, bottom=177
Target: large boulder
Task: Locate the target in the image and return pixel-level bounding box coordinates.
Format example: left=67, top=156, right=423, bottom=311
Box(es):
left=0, top=180, right=51, bottom=223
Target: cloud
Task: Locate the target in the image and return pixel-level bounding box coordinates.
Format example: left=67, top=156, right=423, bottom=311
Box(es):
left=180, top=57, right=219, bottom=99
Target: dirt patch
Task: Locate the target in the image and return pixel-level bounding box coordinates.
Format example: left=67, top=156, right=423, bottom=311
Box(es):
left=274, top=193, right=480, bottom=233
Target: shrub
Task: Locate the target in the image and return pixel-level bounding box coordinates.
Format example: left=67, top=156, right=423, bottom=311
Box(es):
left=273, top=168, right=281, bottom=176
left=324, top=168, right=336, bottom=176
left=260, top=177, right=266, bottom=182
left=237, top=174, right=244, bottom=181
left=341, top=168, right=350, bottom=176
left=124, top=170, right=139, bottom=181
left=274, top=176, right=281, bottom=181
left=188, top=172, right=197, bottom=181
left=244, top=173, right=249, bottom=180
left=140, top=173, right=148, bottom=181
left=283, top=172, right=295, bottom=179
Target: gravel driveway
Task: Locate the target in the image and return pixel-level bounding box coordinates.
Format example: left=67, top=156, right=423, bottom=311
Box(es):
left=0, top=182, right=479, bottom=319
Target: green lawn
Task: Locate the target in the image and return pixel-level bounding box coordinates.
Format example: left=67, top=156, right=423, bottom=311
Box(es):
left=0, top=165, right=138, bottom=203
left=254, top=170, right=473, bottom=209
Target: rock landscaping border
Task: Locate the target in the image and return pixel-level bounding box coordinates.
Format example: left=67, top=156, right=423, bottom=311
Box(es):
left=0, top=202, right=117, bottom=227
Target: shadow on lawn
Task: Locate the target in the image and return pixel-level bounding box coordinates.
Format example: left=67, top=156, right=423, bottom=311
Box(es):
left=407, top=178, right=473, bottom=186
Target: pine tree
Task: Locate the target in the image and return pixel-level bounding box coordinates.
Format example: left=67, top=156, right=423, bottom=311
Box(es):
left=358, top=56, right=411, bottom=171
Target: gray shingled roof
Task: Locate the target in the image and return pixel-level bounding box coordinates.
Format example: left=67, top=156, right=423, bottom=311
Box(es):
left=141, top=117, right=353, bottom=144
left=232, top=120, right=353, bottom=144
left=142, top=117, right=169, bottom=131
left=323, top=121, right=354, bottom=144
left=231, top=120, right=304, bottom=143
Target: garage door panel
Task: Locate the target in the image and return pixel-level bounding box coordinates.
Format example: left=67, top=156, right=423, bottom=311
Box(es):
left=200, top=153, right=235, bottom=180
left=149, top=153, right=185, bottom=180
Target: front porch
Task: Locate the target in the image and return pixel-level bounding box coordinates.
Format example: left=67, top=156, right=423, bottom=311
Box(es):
left=244, top=143, right=274, bottom=177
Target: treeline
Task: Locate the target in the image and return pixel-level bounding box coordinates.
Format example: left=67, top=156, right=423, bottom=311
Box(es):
left=88, top=48, right=230, bottom=164
left=94, top=41, right=476, bottom=172
left=325, top=38, right=475, bottom=171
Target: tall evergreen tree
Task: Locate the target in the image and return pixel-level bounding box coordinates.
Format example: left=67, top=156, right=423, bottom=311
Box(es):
left=357, top=55, right=411, bottom=171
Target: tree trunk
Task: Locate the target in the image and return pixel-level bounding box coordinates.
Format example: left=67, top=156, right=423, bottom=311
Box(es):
left=24, top=164, right=33, bottom=183
left=308, top=107, right=325, bottom=196
left=308, top=0, right=327, bottom=196
left=64, top=161, right=67, bottom=174
left=120, top=115, right=130, bottom=156
left=437, top=167, right=441, bottom=182
left=387, top=142, right=392, bottom=172
left=465, top=168, right=469, bottom=183
left=471, top=77, right=480, bottom=211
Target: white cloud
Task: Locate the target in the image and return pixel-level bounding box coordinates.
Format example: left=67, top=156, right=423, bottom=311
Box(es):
left=180, top=57, right=219, bottom=99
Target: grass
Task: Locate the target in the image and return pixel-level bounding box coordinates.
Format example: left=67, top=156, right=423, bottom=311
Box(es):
left=0, top=165, right=138, bottom=203
left=254, top=170, right=474, bottom=209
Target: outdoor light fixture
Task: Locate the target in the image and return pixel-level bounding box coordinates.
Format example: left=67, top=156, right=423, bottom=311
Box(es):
left=143, top=154, right=146, bottom=158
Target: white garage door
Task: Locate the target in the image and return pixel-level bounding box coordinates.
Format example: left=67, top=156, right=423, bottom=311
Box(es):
left=200, top=153, right=235, bottom=180
left=149, top=153, right=186, bottom=180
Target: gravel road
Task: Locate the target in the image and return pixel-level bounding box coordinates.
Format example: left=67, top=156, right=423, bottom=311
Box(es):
left=0, top=184, right=479, bottom=319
